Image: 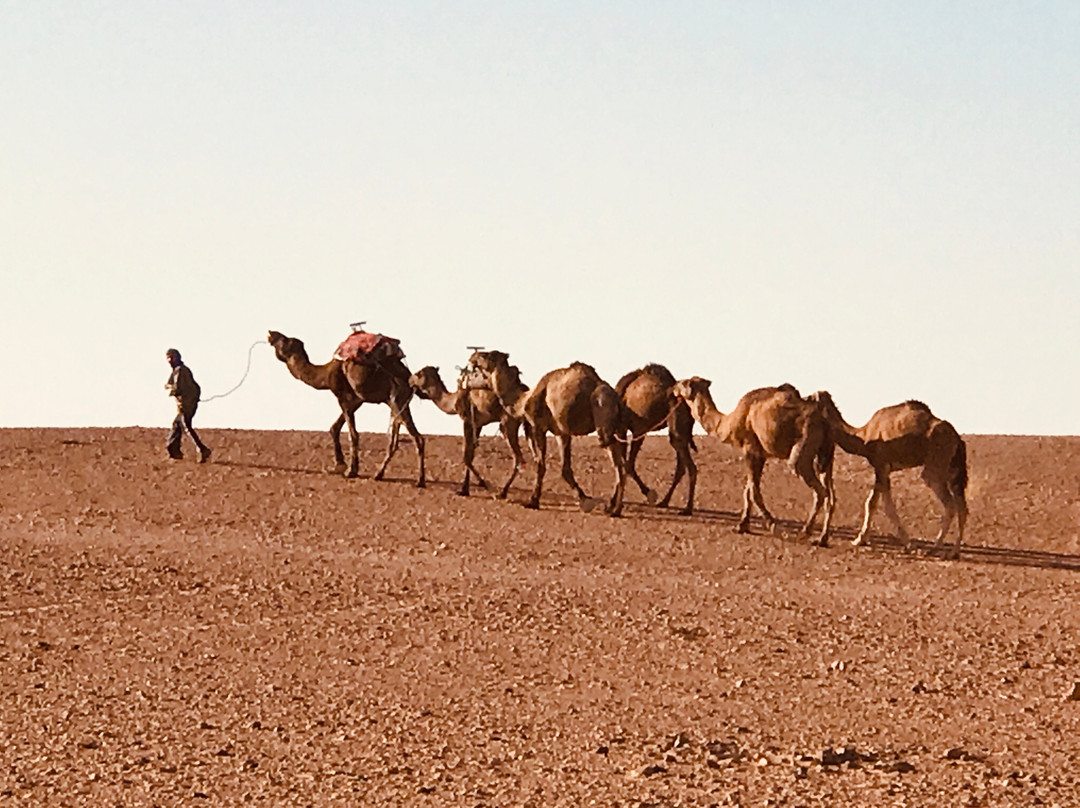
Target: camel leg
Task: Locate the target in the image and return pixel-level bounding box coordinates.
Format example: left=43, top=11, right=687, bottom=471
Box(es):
left=879, top=481, right=911, bottom=548
left=818, top=464, right=835, bottom=546
left=923, top=472, right=965, bottom=560
left=459, top=400, right=488, bottom=495
left=659, top=406, right=697, bottom=514
left=624, top=435, right=658, bottom=505
left=342, top=406, right=361, bottom=479
left=658, top=432, right=696, bottom=516
left=375, top=400, right=426, bottom=488
left=467, top=420, right=490, bottom=490
left=525, top=430, right=547, bottom=509
left=740, top=455, right=775, bottom=534
left=497, top=417, right=525, bottom=500
left=791, top=446, right=830, bottom=545
left=329, top=413, right=348, bottom=475
left=458, top=411, right=488, bottom=497
left=557, top=434, right=589, bottom=502
left=605, top=440, right=627, bottom=517
left=458, top=418, right=475, bottom=497
left=854, top=470, right=907, bottom=547
left=401, top=404, right=426, bottom=488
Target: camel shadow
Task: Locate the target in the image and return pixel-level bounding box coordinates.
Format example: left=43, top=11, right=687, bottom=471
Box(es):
left=591, top=501, right=1080, bottom=573
left=215, top=459, right=331, bottom=477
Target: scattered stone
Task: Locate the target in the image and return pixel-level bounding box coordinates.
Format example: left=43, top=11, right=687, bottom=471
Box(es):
left=821, top=746, right=857, bottom=766
left=877, top=760, right=916, bottom=773
left=945, top=747, right=984, bottom=762
left=669, top=732, right=693, bottom=751
left=1065, top=682, right=1080, bottom=701
left=706, top=740, right=741, bottom=761
left=642, top=764, right=667, bottom=777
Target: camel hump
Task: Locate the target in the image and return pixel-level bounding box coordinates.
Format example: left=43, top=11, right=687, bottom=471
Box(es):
left=904, top=399, right=933, bottom=413
left=569, top=361, right=601, bottom=379
left=615, top=363, right=675, bottom=393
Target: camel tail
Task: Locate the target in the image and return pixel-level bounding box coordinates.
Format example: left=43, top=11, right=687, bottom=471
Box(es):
left=950, top=437, right=968, bottom=500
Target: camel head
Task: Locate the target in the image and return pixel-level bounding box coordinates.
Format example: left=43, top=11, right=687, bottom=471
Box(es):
left=267, top=330, right=306, bottom=363
left=672, top=376, right=712, bottom=403
left=468, top=350, right=509, bottom=374
left=408, top=366, right=443, bottom=400
left=807, top=390, right=842, bottom=422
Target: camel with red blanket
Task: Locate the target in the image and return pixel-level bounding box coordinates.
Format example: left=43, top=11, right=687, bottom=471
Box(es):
left=267, top=329, right=425, bottom=486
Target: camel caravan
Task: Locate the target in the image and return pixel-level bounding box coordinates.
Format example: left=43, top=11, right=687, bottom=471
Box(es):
left=268, top=327, right=968, bottom=559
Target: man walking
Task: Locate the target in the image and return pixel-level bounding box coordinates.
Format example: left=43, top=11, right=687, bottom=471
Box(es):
left=165, top=348, right=211, bottom=463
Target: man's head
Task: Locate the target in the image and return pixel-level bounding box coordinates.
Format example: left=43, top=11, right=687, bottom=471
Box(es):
left=166, top=349, right=182, bottom=367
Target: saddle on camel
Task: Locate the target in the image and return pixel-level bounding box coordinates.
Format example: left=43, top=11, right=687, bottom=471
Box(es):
left=333, top=322, right=405, bottom=366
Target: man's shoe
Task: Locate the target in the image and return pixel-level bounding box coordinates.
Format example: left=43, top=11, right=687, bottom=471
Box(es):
left=199, top=447, right=212, bottom=464
left=168, top=449, right=183, bottom=460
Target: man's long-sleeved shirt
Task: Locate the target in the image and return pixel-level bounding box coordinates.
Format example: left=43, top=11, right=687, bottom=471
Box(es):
left=166, top=363, right=201, bottom=409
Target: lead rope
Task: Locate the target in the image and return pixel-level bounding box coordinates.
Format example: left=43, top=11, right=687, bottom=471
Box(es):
left=202, top=340, right=266, bottom=402
left=613, top=398, right=684, bottom=444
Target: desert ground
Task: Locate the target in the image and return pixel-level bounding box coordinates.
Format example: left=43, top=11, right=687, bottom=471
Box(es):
left=1, top=425, right=1079, bottom=807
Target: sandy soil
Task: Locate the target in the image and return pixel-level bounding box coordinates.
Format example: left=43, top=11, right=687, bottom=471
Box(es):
left=1, top=426, right=1079, bottom=807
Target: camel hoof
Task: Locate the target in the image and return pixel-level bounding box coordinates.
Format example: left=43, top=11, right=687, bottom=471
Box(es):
left=645, top=489, right=659, bottom=507
left=851, top=536, right=866, bottom=548
left=345, top=469, right=359, bottom=479
left=416, top=480, right=426, bottom=489
left=456, top=488, right=469, bottom=497
left=580, top=497, right=604, bottom=514
left=523, top=500, right=540, bottom=510
left=736, top=523, right=751, bottom=534
left=332, top=464, right=347, bottom=475
left=678, top=507, right=693, bottom=517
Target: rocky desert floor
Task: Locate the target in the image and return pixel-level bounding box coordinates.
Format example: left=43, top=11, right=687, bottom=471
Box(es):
left=2, top=426, right=1079, bottom=807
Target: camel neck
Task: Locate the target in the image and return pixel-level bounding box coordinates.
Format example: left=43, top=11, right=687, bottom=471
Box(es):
left=491, top=367, right=528, bottom=415
left=688, top=394, right=731, bottom=441
left=829, top=412, right=868, bottom=455
left=286, top=352, right=337, bottom=391
left=426, top=377, right=462, bottom=415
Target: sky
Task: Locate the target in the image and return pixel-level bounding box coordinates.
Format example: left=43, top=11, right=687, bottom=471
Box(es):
left=2, top=2, right=1078, bottom=436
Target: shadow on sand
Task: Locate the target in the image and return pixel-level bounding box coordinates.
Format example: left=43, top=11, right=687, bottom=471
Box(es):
left=213, top=464, right=1080, bottom=573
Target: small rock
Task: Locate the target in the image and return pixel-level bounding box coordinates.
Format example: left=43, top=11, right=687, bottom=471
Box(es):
left=669, top=732, right=692, bottom=750
left=642, top=764, right=667, bottom=777
left=1065, top=682, right=1080, bottom=701
left=821, top=747, right=857, bottom=766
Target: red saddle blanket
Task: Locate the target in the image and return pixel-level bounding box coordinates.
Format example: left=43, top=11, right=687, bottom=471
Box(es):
left=333, top=331, right=403, bottom=364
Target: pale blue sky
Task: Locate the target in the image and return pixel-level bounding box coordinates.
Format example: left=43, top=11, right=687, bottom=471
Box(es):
left=2, top=2, right=1077, bottom=435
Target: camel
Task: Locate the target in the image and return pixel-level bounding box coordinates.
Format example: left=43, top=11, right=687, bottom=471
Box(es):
left=267, top=330, right=426, bottom=487
left=615, top=364, right=697, bottom=515
left=807, top=390, right=968, bottom=557
left=408, top=365, right=527, bottom=497
left=671, top=378, right=835, bottom=544
left=468, top=351, right=628, bottom=516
